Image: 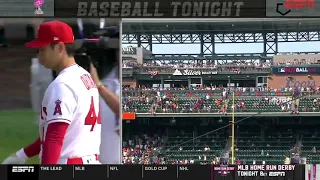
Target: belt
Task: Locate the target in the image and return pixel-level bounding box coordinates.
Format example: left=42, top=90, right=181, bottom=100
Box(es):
left=66, top=154, right=99, bottom=164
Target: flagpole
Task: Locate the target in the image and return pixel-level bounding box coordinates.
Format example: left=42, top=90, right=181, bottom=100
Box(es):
left=231, top=91, right=235, bottom=164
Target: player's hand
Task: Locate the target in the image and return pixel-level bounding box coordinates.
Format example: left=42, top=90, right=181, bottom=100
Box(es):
left=90, top=63, right=100, bottom=85
left=2, top=154, right=26, bottom=164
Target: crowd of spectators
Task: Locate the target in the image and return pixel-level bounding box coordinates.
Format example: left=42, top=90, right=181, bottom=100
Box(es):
left=122, top=86, right=320, bottom=113
left=123, top=86, right=320, bottom=95
left=273, top=53, right=320, bottom=66
left=122, top=134, right=166, bottom=164
left=122, top=61, right=271, bottom=73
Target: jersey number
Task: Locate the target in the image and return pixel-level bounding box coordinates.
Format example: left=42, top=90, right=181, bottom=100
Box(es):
left=85, top=96, right=101, bottom=131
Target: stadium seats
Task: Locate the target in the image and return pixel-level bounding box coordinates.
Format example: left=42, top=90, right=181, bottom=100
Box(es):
left=301, top=130, right=320, bottom=164
left=122, top=123, right=309, bottom=164
left=236, top=130, right=295, bottom=164
left=299, top=98, right=320, bottom=112
left=123, top=89, right=320, bottom=114
left=163, top=131, right=227, bottom=163
left=229, top=97, right=283, bottom=113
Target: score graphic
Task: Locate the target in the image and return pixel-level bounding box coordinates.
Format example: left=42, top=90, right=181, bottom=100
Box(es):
left=214, top=166, right=235, bottom=176
left=284, top=0, right=315, bottom=8
left=267, top=0, right=319, bottom=17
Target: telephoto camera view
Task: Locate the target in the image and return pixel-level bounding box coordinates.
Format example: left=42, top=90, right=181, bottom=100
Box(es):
left=0, top=18, right=121, bottom=165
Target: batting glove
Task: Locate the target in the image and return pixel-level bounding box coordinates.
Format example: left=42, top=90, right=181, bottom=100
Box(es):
left=2, top=149, right=28, bottom=164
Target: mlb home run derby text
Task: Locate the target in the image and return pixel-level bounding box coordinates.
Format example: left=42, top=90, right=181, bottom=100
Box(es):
left=237, top=165, right=296, bottom=177
left=77, top=1, right=244, bottom=17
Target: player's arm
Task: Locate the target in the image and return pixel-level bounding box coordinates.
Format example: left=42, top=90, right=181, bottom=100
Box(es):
left=97, top=83, right=120, bottom=118
left=90, top=64, right=120, bottom=118
left=41, top=82, right=77, bottom=164
left=2, top=138, right=42, bottom=164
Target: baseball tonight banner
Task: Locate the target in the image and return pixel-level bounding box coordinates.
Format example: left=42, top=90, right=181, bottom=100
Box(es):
left=54, top=0, right=266, bottom=17
left=0, top=164, right=316, bottom=180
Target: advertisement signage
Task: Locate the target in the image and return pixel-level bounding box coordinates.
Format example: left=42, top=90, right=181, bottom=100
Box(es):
left=268, top=75, right=320, bottom=89
left=122, top=46, right=137, bottom=55
left=173, top=69, right=218, bottom=76
left=272, top=67, right=320, bottom=74
left=285, top=77, right=316, bottom=88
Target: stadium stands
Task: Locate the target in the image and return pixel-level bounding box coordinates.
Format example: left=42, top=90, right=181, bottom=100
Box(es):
left=163, top=129, right=227, bottom=164
left=122, top=56, right=320, bottom=164
left=123, top=88, right=320, bottom=114
left=123, top=120, right=309, bottom=164
left=301, top=128, right=320, bottom=164
left=236, top=126, right=296, bottom=165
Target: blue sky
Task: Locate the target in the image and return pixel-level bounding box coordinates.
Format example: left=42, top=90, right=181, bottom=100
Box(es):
left=121, top=18, right=320, bottom=55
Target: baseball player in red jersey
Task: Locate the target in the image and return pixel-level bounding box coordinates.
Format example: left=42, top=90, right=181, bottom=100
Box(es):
left=2, top=20, right=101, bottom=164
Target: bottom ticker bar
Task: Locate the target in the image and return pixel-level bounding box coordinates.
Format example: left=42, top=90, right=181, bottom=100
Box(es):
left=3, top=164, right=310, bottom=180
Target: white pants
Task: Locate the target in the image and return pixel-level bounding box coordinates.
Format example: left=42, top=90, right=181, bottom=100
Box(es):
left=57, top=154, right=101, bottom=164
left=99, top=131, right=121, bottom=164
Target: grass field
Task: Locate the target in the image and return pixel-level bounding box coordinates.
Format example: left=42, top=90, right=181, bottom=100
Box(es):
left=0, top=109, right=40, bottom=164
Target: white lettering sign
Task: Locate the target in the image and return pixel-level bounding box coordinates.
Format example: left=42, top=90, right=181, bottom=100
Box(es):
left=182, top=70, right=217, bottom=75
left=122, top=46, right=136, bottom=55
left=12, top=166, right=34, bottom=172
left=183, top=70, right=201, bottom=75
left=296, top=68, right=308, bottom=72
left=201, top=71, right=218, bottom=75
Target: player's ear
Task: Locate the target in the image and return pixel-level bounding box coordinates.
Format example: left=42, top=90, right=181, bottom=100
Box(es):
left=56, top=42, right=65, bottom=54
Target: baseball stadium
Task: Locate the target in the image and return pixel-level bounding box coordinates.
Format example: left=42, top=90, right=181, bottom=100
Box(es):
left=121, top=19, right=320, bottom=168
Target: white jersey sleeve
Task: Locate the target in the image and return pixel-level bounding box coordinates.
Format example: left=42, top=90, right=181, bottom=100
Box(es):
left=42, top=82, right=77, bottom=125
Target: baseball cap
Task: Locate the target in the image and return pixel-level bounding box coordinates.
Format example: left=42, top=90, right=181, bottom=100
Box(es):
left=25, top=20, right=74, bottom=48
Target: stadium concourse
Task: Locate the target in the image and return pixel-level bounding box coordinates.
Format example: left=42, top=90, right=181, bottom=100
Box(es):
left=121, top=19, right=320, bottom=165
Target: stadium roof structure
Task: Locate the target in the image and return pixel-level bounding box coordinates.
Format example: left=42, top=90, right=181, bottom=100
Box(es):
left=122, top=18, right=320, bottom=57
left=142, top=53, right=272, bottom=64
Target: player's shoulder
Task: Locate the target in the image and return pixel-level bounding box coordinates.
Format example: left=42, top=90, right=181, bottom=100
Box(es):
left=47, top=81, right=75, bottom=95
left=53, top=65, right=90, bottom=85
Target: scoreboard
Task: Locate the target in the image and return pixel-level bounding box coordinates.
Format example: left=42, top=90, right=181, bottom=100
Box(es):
left=0, top=164, right=310, bottom=180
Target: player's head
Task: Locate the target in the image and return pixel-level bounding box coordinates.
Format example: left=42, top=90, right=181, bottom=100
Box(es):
left=25, top=20, right=75, bottom=70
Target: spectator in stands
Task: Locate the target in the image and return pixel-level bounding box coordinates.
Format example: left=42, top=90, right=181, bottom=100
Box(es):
left=122, top=85, right=320, bottom=113
left=122, top=134, right=165, bottom=164
left=124, top=60, right=271, bottom=73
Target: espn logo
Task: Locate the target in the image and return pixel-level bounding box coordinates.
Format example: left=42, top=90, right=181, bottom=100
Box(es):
left=12, top=166, right=35, bottom=172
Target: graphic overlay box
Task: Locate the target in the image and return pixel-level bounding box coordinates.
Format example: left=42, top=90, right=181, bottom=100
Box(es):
left=73, top=165, right=107, bottom=180
left=266, top=0, right=319, bottom=17
left=177, top=164, right=211, bottom=180
left=142, top=165, right=177, bottom=180
left=54, top=0, right=266, bottom=17
left=213, top=165, right=236, bottom=180
left=39, top=165, right=73, bottom=180
left=235, top=164, right=305, bottom=180
left=108, top=165, right=142, bottom=180
left=0, top=0, right=54, bottom=17
left=7, top=165, right=39, bottom=180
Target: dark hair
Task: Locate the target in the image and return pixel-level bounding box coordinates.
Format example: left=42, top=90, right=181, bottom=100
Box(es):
left=50, top=43, right=75, bottom=57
